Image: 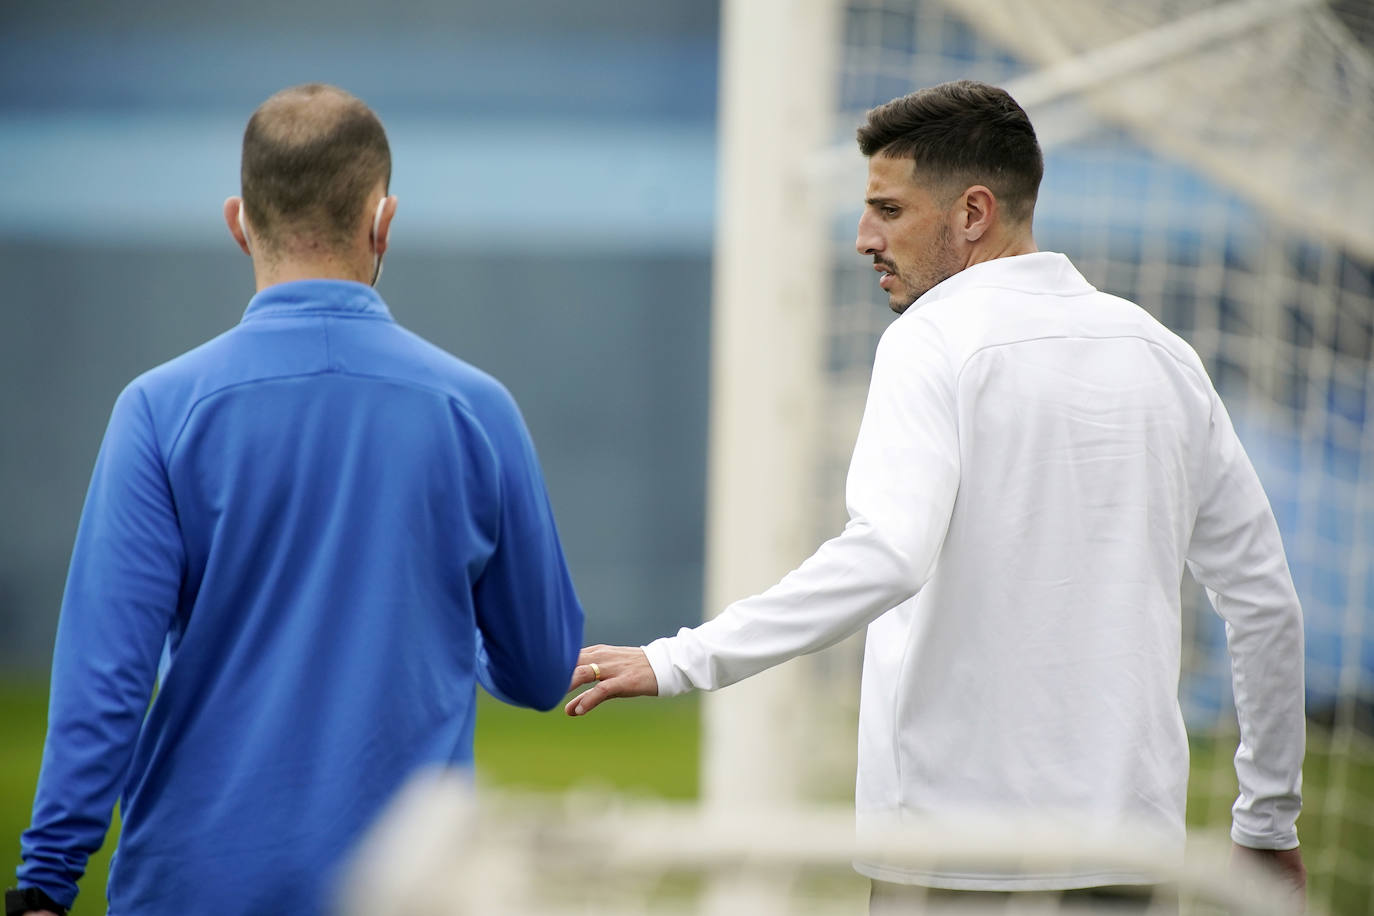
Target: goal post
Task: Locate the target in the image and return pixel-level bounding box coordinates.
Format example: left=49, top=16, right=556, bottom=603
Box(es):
left=702, top=0, right=851, bottom=809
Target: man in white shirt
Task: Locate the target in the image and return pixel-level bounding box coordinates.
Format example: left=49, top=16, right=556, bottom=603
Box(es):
left=565, top=80, right=1306, bottom=907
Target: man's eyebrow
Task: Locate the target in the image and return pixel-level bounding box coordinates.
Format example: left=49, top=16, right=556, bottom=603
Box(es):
left=865, top=196, right=900, bottom=207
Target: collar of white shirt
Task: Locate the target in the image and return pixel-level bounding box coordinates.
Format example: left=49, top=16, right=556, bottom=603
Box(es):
left=914, top=251, right=1095, bottom=310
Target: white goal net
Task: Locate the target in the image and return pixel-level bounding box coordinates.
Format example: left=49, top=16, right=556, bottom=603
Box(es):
left=704, top=1, right=1374, bottom=914
left=340, top=776, right=1308, bottom=915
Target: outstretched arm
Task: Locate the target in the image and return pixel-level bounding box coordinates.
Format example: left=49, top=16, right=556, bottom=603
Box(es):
left=566, top=315, right=959, bottom=716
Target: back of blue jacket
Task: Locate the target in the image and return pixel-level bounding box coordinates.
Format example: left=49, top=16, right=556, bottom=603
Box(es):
left=19, top=280, right=585, bottom=914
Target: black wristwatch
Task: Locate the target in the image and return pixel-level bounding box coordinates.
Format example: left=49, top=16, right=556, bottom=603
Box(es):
left=4, top=887, right=68, bottom=916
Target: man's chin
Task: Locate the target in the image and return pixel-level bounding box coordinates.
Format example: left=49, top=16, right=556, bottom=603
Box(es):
left=888, top=292, right=917, bottom=315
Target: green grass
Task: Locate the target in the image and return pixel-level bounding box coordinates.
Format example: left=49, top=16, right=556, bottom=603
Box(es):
left=473, top=692, right=699, bottom=798
left=0, top=681, right=697, bottom=913
left=5, top=681, right=1372, bottom=914
left=1188, top=730, right=1374, bottom=916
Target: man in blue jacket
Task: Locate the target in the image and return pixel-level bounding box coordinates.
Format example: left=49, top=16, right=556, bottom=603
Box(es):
left=9, top=83, right=584, bottom=916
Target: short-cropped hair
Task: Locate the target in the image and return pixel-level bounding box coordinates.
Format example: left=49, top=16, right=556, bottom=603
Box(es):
left=241, top=83, right=391, bottom=253
left=857, top=80, right=1042, bottom=224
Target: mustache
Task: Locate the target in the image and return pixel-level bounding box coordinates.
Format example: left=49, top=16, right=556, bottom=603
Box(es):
left=874, top=259, right=897, bottom=273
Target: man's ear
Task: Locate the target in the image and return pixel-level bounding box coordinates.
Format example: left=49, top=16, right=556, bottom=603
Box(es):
left=960, top=185, right=997, bottom=243
left=224, top=197, right=252, bottom=256
left=373, top=196, right=398, bottom=256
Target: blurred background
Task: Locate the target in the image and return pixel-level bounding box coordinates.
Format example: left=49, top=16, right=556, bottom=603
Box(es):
left=3, top=0, right=1373, bottom=912
left=0, top=0, right=721, bottom=664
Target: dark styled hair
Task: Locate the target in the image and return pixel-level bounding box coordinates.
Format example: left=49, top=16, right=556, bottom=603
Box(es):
left=240, top=83, right=391, bottom=253
left=857, top=80, right=1042, bottom=224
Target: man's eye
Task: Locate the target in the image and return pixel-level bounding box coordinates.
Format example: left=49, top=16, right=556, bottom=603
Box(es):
left=882, top=207, right=899, bottom=217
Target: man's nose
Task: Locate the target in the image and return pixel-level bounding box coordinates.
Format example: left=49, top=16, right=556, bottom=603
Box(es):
left=855, top=212, right=881, bottom=255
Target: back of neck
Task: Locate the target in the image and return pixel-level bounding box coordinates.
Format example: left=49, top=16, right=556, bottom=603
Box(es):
left=254, top=257, right=370, bottom=291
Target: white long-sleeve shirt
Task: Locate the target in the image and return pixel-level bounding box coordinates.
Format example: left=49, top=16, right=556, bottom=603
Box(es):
left=644, top=252, right=1304, bottom=889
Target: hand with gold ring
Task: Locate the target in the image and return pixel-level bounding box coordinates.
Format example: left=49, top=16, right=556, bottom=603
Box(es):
left=565, top=645, right=659, bottom=716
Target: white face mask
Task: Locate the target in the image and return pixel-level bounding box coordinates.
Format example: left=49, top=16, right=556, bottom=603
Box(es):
left=238, top=196, right=389, bottom=288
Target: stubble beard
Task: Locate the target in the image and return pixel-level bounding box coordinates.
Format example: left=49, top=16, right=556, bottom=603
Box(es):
left=888, top=283, right=918, bottom=315
left=887, top=226, right=961, bottom=315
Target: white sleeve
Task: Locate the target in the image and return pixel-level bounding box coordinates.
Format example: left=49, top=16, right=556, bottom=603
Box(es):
left=643, top=314, right=960, bottom=697
left=1185, top=390, right=1305, bottom=850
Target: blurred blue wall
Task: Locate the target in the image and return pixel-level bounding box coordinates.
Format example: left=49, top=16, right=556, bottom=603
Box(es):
left=0, top=1, right=721, bottom=667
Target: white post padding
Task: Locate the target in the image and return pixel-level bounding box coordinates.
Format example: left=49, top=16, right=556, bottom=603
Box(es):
left=703, top=0, right=846, bottom=808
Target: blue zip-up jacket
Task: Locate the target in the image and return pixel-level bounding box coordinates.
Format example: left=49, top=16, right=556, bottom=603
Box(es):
left=17, top=280, right=584, bottom=914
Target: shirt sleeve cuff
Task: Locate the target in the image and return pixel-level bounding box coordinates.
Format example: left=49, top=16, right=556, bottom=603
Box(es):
left=15, top=879, right=77, bottom=911
left=642, top=633, right=695, bottom=698
left=1231, top=824, right=1299, bottom=850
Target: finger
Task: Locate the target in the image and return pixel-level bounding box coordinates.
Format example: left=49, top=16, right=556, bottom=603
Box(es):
left=571, top=684, right=609, bottom=717
left=575, top=645, right=606, bottom=666
left=564, top=685, right=595, bottom=716
left=565, top=681, right=619, bottom=717
left=566, top=663, right=601, bottom=692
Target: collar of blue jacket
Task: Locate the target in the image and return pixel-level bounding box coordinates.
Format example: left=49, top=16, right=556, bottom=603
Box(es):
left=242, top=278, right=393, bottom=322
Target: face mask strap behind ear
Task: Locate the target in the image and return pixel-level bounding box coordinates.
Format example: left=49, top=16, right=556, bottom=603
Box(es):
left=370, top=197, right=388, bottom=287
left=237, top=202, right=252, bottom=255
